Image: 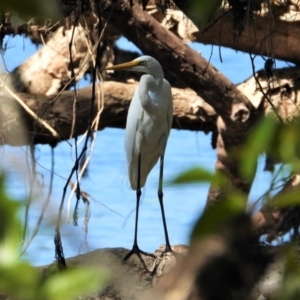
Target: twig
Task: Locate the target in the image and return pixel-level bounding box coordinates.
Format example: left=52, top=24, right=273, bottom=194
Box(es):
left=249, top=53, right=283, bottom=123
left=19, top=147, right=55, bottom=257
left=54, top=12, right=109, bottom=265
left=0, top=78, right=60, bottom=137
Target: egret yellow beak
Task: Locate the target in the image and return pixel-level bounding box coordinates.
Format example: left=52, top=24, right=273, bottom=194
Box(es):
left=105, top=60, right=140, bottom=71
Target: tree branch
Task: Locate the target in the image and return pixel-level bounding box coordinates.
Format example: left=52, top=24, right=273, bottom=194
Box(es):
left=101, top=0, right=255, bottom=135
left=0, top=82, right=216, bottom=146
left=171, top=1, right=300, bottom=64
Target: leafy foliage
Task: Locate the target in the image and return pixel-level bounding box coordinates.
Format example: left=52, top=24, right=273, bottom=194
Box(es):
left=170, top=167, right=213, bottom=184
left=0, top=173, right=108, bottom=299
left=0, top=0, right=59, bottom=19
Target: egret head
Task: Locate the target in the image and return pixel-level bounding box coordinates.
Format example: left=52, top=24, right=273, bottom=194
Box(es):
left=105, top=55, right=164, bottom=79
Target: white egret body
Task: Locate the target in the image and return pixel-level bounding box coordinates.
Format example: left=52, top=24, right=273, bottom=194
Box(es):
left=106, top=55, right=173, bottom=261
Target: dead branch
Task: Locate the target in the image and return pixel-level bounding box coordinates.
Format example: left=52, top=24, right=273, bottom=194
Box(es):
left=170, top=1, right=300, bottom=64
left=7, top=25, right=117, bottom=96
left=195, top=13, right=300, bottom=65
left=2, top=64, right=300, bottom=149
left=0, top=81, right=216, bottom=146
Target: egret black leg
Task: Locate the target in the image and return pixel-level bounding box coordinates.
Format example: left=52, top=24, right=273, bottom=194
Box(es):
left=158, top=155, right=173, bottom=253
left=124, top=152, right=155, bottom=268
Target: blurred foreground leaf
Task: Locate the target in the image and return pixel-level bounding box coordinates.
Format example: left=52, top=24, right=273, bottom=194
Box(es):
left=0, top=174, right=22, bottom=264
left=240, top=116, right=277, bottom=179
left=274, top=245, right=300, bottom=300
left=0, top=262, right=40, bottom=299
left=170, top=167, right=213, bottom=184
left=267, top=180, right=300, bottom=208
left=0, top=0, right=59, bottom=19
left=0, top=172, right=109, bottom=299
left=191, top=194, right=245, bottom=240
left=240, top=116, right=300, bottom=179
left=41, top=267, right=109, bottom=300
left=183, top=0, right=222, bottom=27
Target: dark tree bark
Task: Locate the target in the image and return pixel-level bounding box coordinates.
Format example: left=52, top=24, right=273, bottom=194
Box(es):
left=0, top=82, right=216, bottom=146
left=172, top=0, right=300, bottom=64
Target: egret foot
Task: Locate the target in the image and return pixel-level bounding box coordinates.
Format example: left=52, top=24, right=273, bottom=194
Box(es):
left=164, top=244, right=174, bottom=253
left=156, top=244, right=176, bottom=257
left=123, top=245, right=156, bottom=271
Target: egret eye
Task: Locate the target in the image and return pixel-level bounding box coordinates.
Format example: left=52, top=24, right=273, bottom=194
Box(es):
left=139, top=60, right=147, bottom=67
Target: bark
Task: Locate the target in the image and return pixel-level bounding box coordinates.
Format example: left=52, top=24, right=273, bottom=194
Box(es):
left=171, top=1, right=300, bottom=64
left=0, top=82, right=216, bottom=146
left=10, top=26, right=91, bottom=96
left=34, top=215, right=274, bottom=300
left=195, top=12, right=300, bottom=65
left=8, top=25, right=117, bottom=96
left=3, top=1, right=300, bottom=65
left=3, top=64, right=300, bottom=147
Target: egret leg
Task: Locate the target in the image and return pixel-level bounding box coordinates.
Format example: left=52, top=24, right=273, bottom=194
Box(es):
left=124, top=153, right=155, bottom=267
left=158, top=155, right=173, bottom=253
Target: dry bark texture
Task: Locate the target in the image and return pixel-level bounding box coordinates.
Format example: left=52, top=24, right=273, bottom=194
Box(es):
left=36, top=245, right=188, bottom=300
left=35, top=217, right=277, bottom=300
left=169, top=0, right=300, bottom=64
left=10, top=26, right=91, bottom=96
left=0, top=82, right=216, bottom=146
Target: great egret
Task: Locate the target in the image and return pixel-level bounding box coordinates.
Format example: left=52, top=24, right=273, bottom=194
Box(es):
left=106, top=55, right=173, bottom=261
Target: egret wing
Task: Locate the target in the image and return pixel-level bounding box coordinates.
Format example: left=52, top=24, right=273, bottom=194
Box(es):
left=124, top=89, right=144, bottom=189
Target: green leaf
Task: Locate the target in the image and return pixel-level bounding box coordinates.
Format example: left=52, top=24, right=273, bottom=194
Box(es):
left=240, top=116, right=277, bottom=179
left=0, top=0, right=59, bottom=19
left=41, top=267, right=109, bottom=300
left=0, top=262, right=39, bottom=300
left=267, top=188, right=300, bottom=208
left=0, top=174, right=22, bottom=264
left=274, top=245, right=300, bottom=300
left=191, top=194, right=246, bottom=240
left=186, top=0, right=222, bottom=27
left=170, top=167, right=213, bottom=184
left=276, top=122, right=300, bottom=165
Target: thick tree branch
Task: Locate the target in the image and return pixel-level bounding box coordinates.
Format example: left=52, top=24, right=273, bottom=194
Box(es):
left=171, top=1, right=300, bottom=64
left=0, top=82, right=216, bottom=146
left=195, top=14, right=300, bottom=65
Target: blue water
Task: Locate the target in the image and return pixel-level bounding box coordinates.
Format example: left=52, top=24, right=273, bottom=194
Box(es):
left=1, top=35, right=291, bottom=266
left=1, top=129, right=215, bottom=265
